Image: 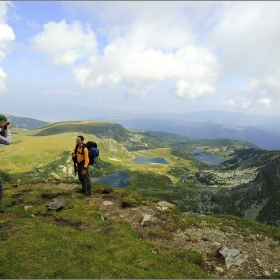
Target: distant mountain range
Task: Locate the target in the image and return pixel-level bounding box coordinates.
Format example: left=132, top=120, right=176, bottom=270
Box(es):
left=102, top=111, right=280, bottom=150
left=6, top=114, right=48, bottom=130
left=5, top=110, right=280, bottom=150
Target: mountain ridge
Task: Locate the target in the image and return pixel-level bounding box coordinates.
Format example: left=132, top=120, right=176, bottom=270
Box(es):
left=1, top=117, right=280, bottom=227
left=102, top=111, right=280, bottom=150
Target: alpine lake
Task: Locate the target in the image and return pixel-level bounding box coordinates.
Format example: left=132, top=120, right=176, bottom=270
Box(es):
left=91, top=151, right=224, bottom=188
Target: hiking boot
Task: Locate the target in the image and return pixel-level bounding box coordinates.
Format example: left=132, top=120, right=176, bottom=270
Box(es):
left=85, top=191, right=92, bottom=196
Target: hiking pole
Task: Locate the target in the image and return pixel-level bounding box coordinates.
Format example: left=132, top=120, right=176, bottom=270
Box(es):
left=94, top=161, right=100, bottom=170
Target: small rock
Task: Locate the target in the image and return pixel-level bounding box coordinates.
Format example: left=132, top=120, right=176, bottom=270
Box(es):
left=274, top=269, right=278, bottom=273
left=24, top=205, right=33, bottom=210
left=157, top=201, right=175, bottom=208
left=156, top=206, right=169, bottom=210
left=215, top=267, right=224, bottom=273
left=264, top=271, right=271, bottom=277
left=256, top=258, right=261, bottom=266
left=102, top=201, right=114, bottom=206
left=219, top=247, right=248, bottom=269
left=141, top=214, right=151, bottom=226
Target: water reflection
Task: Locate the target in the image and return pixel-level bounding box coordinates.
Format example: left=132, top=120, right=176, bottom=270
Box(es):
left=91, top=171, right=130, bottom=188
left=191, top=148, right=205, bottom=154
left=194, top=154, right=225, bottom=164
left=133, top=155, right=170, bottom=164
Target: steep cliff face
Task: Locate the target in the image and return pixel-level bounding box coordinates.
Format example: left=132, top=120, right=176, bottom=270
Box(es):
left=187, top=156, right=280, bottom=227
left=256, top=156, right=280, bottom=184
left=228, top=156, right=280, bottom=226
left=88, top=124, right=130, bottom=141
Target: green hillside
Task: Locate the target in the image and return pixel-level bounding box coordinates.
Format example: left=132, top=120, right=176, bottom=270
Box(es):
left=1, top=120, right=278, bottom=216
left=1, top=120, right=280, bottom=278
left=34, top=121, right=131, bottom=142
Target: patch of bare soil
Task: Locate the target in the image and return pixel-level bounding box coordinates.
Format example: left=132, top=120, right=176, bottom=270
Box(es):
left=87, top=195, right=280, bottom=279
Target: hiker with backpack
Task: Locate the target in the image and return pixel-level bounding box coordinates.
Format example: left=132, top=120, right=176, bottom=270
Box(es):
left=72, top=135, right=92, bottom=196
left=0, top=114, right=13, bottom=213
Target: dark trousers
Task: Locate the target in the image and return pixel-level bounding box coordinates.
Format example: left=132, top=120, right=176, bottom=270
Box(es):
left=77, top=163, right=91, bottom=193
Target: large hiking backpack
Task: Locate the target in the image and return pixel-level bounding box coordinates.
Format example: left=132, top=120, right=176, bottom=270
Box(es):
left=85, top=141, right=100, bottom=166
left=72, top=141, right=100, bottom=172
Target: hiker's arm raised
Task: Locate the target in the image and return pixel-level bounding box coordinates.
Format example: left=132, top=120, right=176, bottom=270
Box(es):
left=0, top=123, right=12, bottom=145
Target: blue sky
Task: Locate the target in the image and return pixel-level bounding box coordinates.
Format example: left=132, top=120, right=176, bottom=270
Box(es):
left=1, top=1, right=280, bottom=121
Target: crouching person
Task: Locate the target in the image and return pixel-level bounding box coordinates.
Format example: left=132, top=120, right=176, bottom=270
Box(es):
left=72, top=135, right=92, bottom=196
left=0, top=114, right=13, bottom=213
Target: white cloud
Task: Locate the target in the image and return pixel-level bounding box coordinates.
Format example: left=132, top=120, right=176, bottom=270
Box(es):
left=30, top=2, right=217, bottom=100
left=238, top=98, right=251, bottom=110
left=71, top=43, right=218, bottom=99
left=221, top=99, right=235, bottom=106
left=0, top=2, right=16, bottom=61
left=257, top=98, right=271, bottom=107
left=0, top=67, right=7, bottom=92
left=30, top=19, right=99, bottom=66
left=242, top=77, right=280, bottom=99
left=222, top=96, right=271, bottom=111
left=27, top=20, right=40, bottom=30
left=0, top=1, right=15, bottom=95
left=7, top=1, right=280, bottom=115
left=172, top=80, right=216, bottom=99
left=207, top=2, right=280, bottom=101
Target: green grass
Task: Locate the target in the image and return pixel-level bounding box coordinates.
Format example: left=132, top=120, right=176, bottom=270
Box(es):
left=1, top=181, right=280, bottom=278
left=1, top=120, right=280, bottom=231
left=0, top=182, right=212, bottom=279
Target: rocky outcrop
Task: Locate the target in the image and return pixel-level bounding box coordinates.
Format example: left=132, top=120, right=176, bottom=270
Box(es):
left=256, top=156, right=280, bottom=184
left=218, top=247, right=249, bottom=269
left=88, top=124, right=130, bottom=141
left=227, top=156, right=280, bottom=226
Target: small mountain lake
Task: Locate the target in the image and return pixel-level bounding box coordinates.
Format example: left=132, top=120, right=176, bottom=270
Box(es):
left=191, top=148, right=205, bottom=154
left=133, top=155, right=170, bottom=165
left=91, top=171, right=130, bottom=188
left=194, top=154, right=225, bottom=165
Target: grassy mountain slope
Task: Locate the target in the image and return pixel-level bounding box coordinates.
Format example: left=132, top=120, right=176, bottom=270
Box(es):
left=1, top=120, right=280, bottom=227
left=1, top=181, right=280, bottom=279
left=0, top=182, right=212, bottom=279
left=1, top=120, right=280, bottom=278
left=34, top=121, right=130, bottom=142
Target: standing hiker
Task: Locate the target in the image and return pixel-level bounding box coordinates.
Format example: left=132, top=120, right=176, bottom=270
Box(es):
left=72, top=135, right=92, bottom=196
left=0, top=114, right=13, bottom=213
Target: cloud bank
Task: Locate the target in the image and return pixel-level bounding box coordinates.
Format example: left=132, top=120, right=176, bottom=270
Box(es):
left=0, top=1, right=15, bottom=94
left=2, top=1, right=280, bottom=117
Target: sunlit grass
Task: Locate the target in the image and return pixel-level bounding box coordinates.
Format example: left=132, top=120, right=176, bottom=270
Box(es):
left=0, top=183, right=213, bottom=279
